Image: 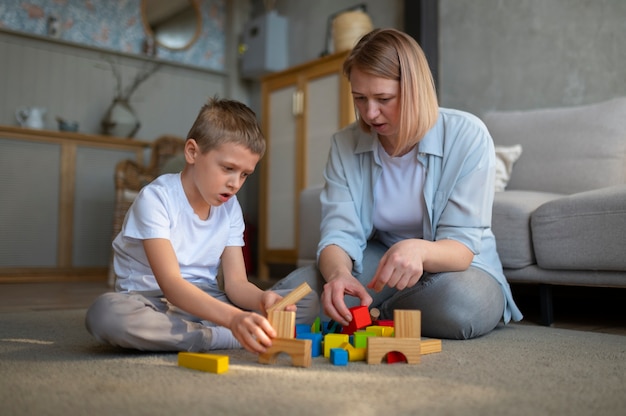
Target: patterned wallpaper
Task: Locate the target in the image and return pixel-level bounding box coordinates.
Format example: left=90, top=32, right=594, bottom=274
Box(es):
left=0, top=0, right=226, bottom=72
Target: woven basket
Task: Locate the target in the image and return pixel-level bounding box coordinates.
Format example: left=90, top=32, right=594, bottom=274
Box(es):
left=332, top=10, right=373, bottom=52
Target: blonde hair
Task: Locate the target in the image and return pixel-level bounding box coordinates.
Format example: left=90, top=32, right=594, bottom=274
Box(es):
left=343, top=28, right=439, bottom=156
left=186, top=96, right=266, bottom=157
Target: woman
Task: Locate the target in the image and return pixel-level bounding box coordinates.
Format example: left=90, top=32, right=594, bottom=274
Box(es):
left=273, top=28, right=522, bottom=339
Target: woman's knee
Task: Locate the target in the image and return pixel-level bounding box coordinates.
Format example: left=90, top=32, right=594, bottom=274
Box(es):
left=271, top=265, right=324, bottom=294
left=430, top=272, right=503, bottom=339
left=384, top=269, right=504, bottom=339
left=271, top=266, right=322, bottom=323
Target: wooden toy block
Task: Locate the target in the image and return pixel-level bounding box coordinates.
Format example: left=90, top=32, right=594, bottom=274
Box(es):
left=330, top=348, right=349, bottom=366
left=296, top=323, right=311, bottom=336
left=178, top=352, right=229, bottom=374
left=367, top=337, right=421, bottom=364
left=323, top=320, right=342, bottom=334
left=268, top=310, right=296, bottom=339
left=267, top=282, right=312, bottom=313
left=376, top=320, right=394, bottom=327
left=323, top=333, right=349, bottom=357
left=386, top=351, right=407, bottom=364
left=394, top=310, right=421, bottom=339
left=369, top=307, right=381, bottom=322
left=365, top=325, right=394, bottom=337
left=311, top=317, right=321, bottom=333
left=420, top=338, right=442, bottom=355
left=341, top=342, right=366, bottom=362
left=341, top=305, right=372, bottom=335
left=383, top=339, right=441, bottom=361
left=258, top=338, right=312, bottom=368
left=297, top=332, right=323, bottom=357
left=353, top=331, right=376, bottom=349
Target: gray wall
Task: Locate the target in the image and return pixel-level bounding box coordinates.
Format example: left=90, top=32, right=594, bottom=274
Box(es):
left=439, top=0, right=626, bottom=116
left=267, top=0, right=403, bottom=67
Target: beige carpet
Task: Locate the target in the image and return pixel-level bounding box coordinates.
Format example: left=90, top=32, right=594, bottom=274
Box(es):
left=1, top=308, right=624, bottom=416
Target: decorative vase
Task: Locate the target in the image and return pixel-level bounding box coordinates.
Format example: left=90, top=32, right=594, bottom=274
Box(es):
left=332, top=10, right=373, bottom=53
left=101, top=98, right=141, bottom=138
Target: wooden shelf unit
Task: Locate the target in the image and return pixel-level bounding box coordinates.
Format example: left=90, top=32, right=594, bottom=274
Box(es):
left=0, top=125, right=150, bottom=283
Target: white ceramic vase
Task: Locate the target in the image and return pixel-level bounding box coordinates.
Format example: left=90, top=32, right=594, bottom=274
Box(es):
left=101, top=98, right=140, bottom=138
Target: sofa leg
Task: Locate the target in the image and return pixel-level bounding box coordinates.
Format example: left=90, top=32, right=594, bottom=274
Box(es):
left=539, top=284, right=554, bottom=326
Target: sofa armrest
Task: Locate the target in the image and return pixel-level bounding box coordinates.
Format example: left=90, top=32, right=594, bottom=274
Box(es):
left=531, top=185, right=626, bottom=270
left=492, top=190, right=563, bottom=268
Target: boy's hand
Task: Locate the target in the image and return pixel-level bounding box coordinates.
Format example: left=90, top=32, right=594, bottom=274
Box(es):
left=261, top=290, right=297, bottom=315
left=229, top=311, right=276, bottom=354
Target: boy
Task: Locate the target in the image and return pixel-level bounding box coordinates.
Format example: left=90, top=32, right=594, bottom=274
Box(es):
left=86, top=97, right=318, bottom=353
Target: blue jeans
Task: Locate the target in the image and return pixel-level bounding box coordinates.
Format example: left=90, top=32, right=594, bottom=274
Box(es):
left=272, top=240, right=505, bottom=339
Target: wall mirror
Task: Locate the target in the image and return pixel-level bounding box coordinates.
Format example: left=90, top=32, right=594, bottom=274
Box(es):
left=141, top=0, right=202, bottom=50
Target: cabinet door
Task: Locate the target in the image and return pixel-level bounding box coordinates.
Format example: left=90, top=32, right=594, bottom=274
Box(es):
left=304, top=72, right=341, bottom=188
left=259, top=52, right=353, bottom=279
left=266, top=84, right=298, bottom=251
left=73, top=146, right=137, bottom=267
left=0, top=138, right=60, bottom=267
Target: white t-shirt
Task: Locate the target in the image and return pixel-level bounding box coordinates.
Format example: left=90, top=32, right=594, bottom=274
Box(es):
left=113, top=173, right=245, bottom=293
left=373, top=140, right=425, bottom=247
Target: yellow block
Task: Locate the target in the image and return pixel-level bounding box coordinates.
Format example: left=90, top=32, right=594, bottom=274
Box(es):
left=341, top=342, right=366, bottom=362
left=365, top=325, right=394, bottom=337
left=178, top=352, right=229, bottom=374
left=323, top=333, right=349, bottom=357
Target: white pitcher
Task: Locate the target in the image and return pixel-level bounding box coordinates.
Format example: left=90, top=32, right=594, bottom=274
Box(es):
left=16, top=106, right=47, bottom=129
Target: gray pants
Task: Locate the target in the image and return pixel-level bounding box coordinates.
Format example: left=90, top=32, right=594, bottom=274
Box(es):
left=85, top=285, right=320, bottom=352
left=271, top=240, right=505, bottom=340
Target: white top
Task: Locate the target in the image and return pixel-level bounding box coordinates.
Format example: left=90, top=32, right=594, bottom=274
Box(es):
left=113, top=173, right=245, bottom=293
left=373, top=140, right=425, bottom=247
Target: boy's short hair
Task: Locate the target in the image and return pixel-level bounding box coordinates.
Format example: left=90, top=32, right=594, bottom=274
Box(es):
left=186, top=96, right=266, bottom=157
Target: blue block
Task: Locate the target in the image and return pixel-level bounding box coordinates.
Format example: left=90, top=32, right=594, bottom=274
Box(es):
left=322, top=320, right=342, bottom=335
left=296, top=324, right=311, bottom=336
left=330, top=348, right=348, bottom=366
left=296, top=332, right=323, bottom=357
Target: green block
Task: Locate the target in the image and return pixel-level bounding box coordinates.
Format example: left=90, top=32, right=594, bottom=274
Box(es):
left=353, top=331, right=376, bottom=349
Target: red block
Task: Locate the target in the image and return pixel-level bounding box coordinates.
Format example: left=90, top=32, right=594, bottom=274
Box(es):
left=386, top=351, right=407, bottom=364
left=341, top=306, right=373, bottom=335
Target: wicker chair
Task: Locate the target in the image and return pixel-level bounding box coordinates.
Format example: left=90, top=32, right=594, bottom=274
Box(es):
left=108, top=135, right=186, bottom=286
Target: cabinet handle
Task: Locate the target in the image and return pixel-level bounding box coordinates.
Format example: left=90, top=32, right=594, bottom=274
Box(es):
left=292, top=90, right=304, bottom=116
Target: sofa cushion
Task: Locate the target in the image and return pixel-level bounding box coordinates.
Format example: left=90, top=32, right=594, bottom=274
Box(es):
left=531, top=185, right=626, bottom=271
left=492, top=190, right=564, bottom=269
left=494, top=144, right=523, bottom=192
left=483, top=97, right=626, bottom=194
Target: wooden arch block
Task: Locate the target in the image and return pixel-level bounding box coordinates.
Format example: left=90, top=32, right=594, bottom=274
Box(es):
left=258, top=338, right=313, bottom=368
left=366, top=337, right=421, bottom=364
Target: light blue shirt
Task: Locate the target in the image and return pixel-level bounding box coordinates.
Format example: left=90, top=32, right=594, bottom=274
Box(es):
left=318, top=108, right=522, bottom=323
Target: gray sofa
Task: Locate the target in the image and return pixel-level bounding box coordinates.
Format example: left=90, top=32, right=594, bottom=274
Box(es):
left=296, top=97, right=626, bottom=325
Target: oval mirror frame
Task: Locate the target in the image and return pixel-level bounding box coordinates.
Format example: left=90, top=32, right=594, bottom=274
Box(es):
left=141, top=0, right=202, bottom=51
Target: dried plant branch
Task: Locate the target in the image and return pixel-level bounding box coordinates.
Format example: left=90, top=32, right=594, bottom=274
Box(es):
left=106, top=58, right=124, bottom=99
left=104, top=56, right=161, bottom=102
left=121, top=62, right=162, bottom=100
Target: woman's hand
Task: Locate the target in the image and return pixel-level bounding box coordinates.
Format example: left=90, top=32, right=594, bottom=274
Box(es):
left=229, top=311, right=277, bottom=354
left=321, top=273, right=372, bottom=326
left=368, top=239, right=425, bottom=293
left=367, top=238, right=474, bottom=292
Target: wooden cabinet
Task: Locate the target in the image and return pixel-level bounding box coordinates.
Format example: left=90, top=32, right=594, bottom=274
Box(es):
left=0, top=126, right=149, bottom=282
left=258, top=51, right=355, bottom=280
